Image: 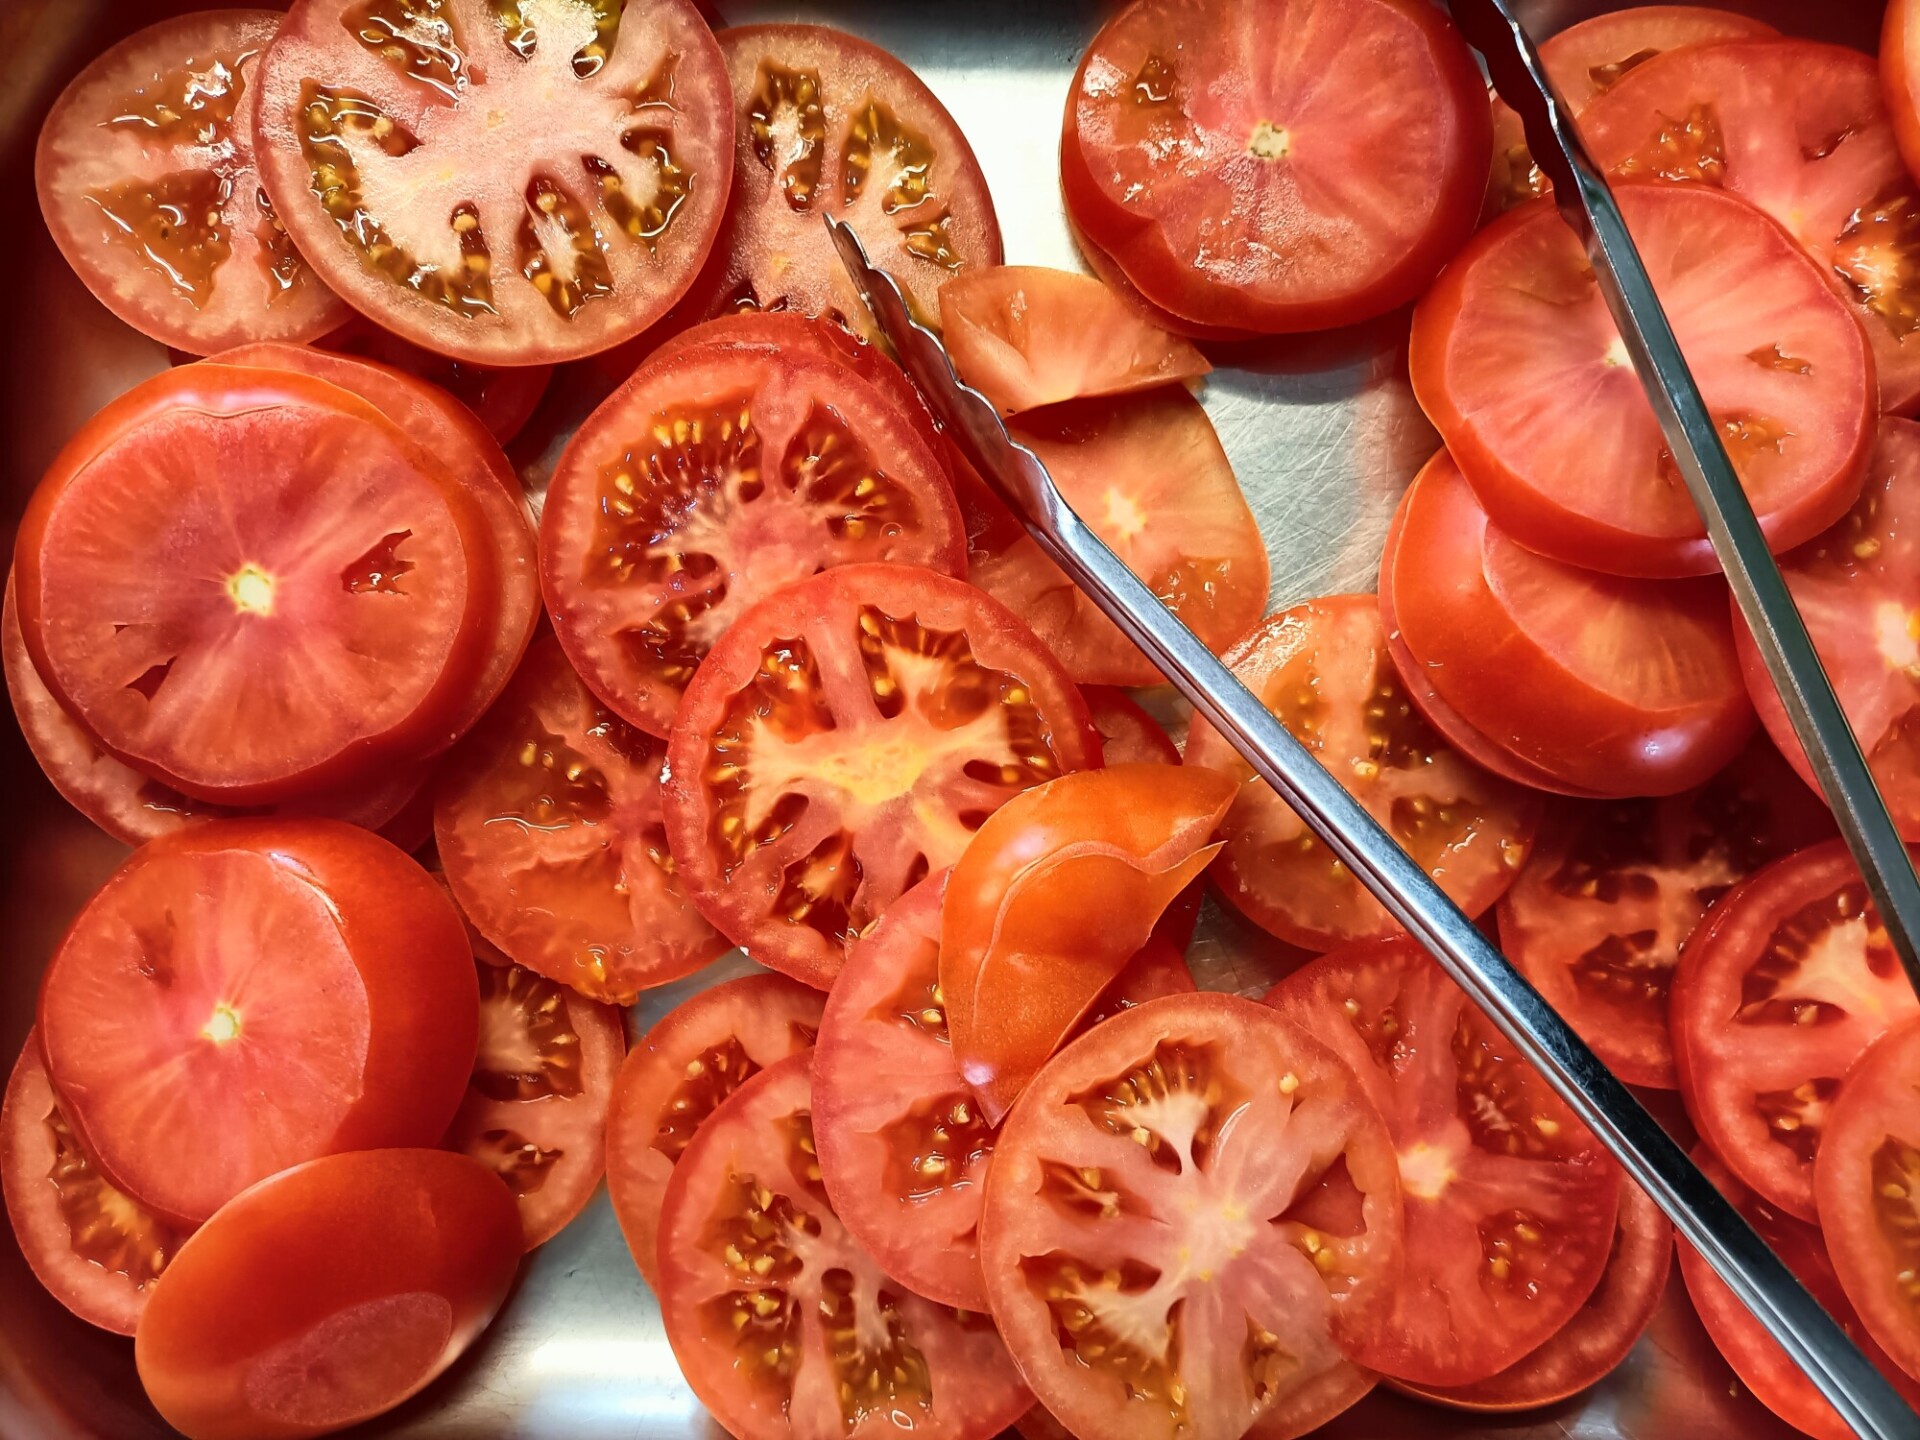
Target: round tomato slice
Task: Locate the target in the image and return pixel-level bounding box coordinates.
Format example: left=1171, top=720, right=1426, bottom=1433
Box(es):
left=1673, top=839, right=1920, bottom=1222
left=664, top=563, right=1100, bottom=988
left=318, top=318, right=552, bottom=444
left=677, top=24, right=1002, bottom=334
left=1410, top=185, right=1874, bottom=578
left=981, top=992, right=1394, bottom=1439
left=1387, top=449, right=1756, bottom=797
left=1499, top=734, right=1834, bottom=1090
left=543, top=343, right=965, bottom=735
left=35, top=10, right=349, bottom=355
left=605, top=973, right=822, bottom=1290
left=1581, top=38, right=1920, bottom=415
left=1083, top=685, right=1180, bottom=767
left=1184, top=594, right=1540, bottom=951
left=36, top=819, right=478, bottom=1226
left=133, top=1148, right=521, bottom=1440
left=658, top=1052, right=1032, bottom=1440
left=1265, top=937, right=1623, bottom=1388
left=1, top=1033, right=187, bottom=1336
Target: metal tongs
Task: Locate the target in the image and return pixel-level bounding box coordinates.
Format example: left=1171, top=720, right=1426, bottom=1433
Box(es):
left=827, top=4, right=1920, bottom=1433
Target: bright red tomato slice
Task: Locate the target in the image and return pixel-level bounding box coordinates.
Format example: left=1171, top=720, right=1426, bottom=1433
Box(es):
left=1065, top=0, right=1489, bottom=334
left=253, top=0, right=733, bottom=365
left=36, top=819, right=478, bottom=1226
left=1265, top=937, right=1622, bottom=1388
left=1499, top=735, right=1833, bottom=1090
left=1580, top=38, right=1920, bottom=415
left=541, top=343, right=966, bottom=736
left=658, top=1052, right=1032, bottom=1440
left=1673, top=839, right=1920, bottom=1222
left=34, top=10, right=349, bottom=355
left=1410, top=185, right=1874, bottom=578
left=982, top=992, right=1396, bottom=1439
left=435, top=633, right=725, bottom=1005
left=936, top=265, right=1210, bottom=416
left=664, top=563, right=1100, bottom=988
left=133, top=1148, right=521, bottom=1440
left=677, top=23, right=1002, bottom=334
left=318, top=318, right=553, bottom=444
left=1184, top=594, right=1540, bottom=951
left=1387, top=448, right=1756, bottom=796
left=604, top=973, right=822, bottom=1290
left=1082, top=686, right=1180, bottom=767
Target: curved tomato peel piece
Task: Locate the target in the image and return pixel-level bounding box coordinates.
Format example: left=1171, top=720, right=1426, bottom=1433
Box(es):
left=941, top=763, right=1236, bottom=1124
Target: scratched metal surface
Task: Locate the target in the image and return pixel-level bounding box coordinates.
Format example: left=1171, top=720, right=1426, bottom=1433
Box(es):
left=0, top=0, right=1886, bottom=1436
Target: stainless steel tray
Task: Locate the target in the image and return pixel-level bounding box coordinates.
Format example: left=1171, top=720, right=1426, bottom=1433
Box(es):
left=0, top=1, right=1887, bottom=1436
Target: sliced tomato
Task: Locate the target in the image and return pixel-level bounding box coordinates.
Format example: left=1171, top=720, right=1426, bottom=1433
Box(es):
left=1498, top=734, right=1834, bottom=1090
left=435, top=634, right=725, bottom=1005
left=1265, top=937, right=1622, bottom=1387
left=1672, top=839, right=1920, bottom=1222
left=1082, top=686, right=1180, bottom=767
left=676, top=23, right=1002, bottom=334
left=319, top=318, right=552, bottom=444
left=1580, top=38, right=1920, bottom=415
left=967, top=389, right=1268, bottom=686
left=541, top=343, right=966, bottom=735
left=604, top=973, right=822, bottom=1290
left=35, top=820, right=478, bottom=1226
left=940, top=763, right=1234, bottom=1124
left=133, top=1148, right=521, bottom=1440
left=34, top=10, right=349, bottom=355
left=1387, top=448, right=1756, bottom=796
left=663, top=563, right=1100, bottom=988
left=1890, top=0, right=1920, bottom=206
left=657, top=1052, right=1032, bottom=1440
left=1410, top=186, right=1874, bottom=578
left=1184, top=594, right=1540, bottom=951
left=1065, top=0, right=1489, bottom=334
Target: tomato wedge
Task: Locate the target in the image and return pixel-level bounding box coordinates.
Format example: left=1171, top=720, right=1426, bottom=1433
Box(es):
left=1410, top=185, right=1874, bottom=578
left=318, top=319, right=552, bottom=445
left=1083, top=686, right=1180, bottom=767
left=1265, top=937, right=1622, bottom=1388
left=664, top=564, right=1100, bottom=988
left=657, top=1052, right=1032, bottom=1440
left=1185, top=594, right=1540, bottom=951
left=1673, top=839, right=1920, bottom=1222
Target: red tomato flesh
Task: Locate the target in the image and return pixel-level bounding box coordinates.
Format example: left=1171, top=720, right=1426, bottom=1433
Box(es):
left=318, top=318, right=552, bottom=445
left=1082, top=686, right=1180, bottom=767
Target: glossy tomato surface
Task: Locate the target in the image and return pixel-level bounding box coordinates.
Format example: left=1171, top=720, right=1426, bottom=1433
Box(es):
left=318, top=318, right=553, bottom=444
left=1082, top=685, right=1180, bottom=767
left=1889, top=0, right=1920, bottom=200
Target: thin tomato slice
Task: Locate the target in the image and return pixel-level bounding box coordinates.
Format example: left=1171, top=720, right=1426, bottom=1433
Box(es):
left=605, top=973, right=823, bottom=1290
left=1673, top=839, right=1920, bottom=1222
left=663, top=563, right=1100, bottom=989
left=435, top=634, right=725, bottom=1005
left=1185, top=594, right=1540, bottom=951
left=34, top=10, right=349, bottom=355
left=1265, top=938, right=1622, bottom=1388
left=1410, top=186, right=1873, bottom=578
left=1082, top=686, right=1180, bottom=767
left=657, top=1052, right=1032, bottom=1440
left=318, top=318, right=552, bottom=445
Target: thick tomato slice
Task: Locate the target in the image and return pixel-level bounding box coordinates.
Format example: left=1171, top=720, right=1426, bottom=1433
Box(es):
left=253, top=0, right=733, bottom=365
left=36, top=819, right=478, bottom=1226
left=604, top=973, right=822, bottom=1290
left=318, top=318, right=553, bottom=444
left=1673, top=839, right=1920, bottom=1222
left=657, top=1052, right=1032, bottom=1440
left=814, top=870, right=1194, bottom=1312
left=1184, top=594, right=1540, bottom=951
left=435, top=634, right=725, bottom=1005
left=940, top=764, right=1235, bottom=1124
left=34, top=10, right=349, bottom=355
left=1410, top=186, right=1874, bottom=578
left=1065, top=0, right=1489, bottom=334
left=982, top=993, right=1396, bottom=1439
left=1387, top=449, right=1756, bottom=797
left=663, top=563, right=1100, bottom=989
left=967, top=389, right=1268, bottom=686
left=1265, top=938, right=1622, bottom=1387
left=1498, top=735, right=1834, bottom=1090
left=1083, top=686, right=1180, bottom=767
left=1, top=1033, right=187, bottom=1336
left=133, top=1149, right=522, bottom=1440
left=936, top=265, right=1210, bottom=416
left=542, top=343, right=965, bottom=736
left=677, top=24, right=1002, bottom=334
left=1580, top=38, right=1920, bottom=415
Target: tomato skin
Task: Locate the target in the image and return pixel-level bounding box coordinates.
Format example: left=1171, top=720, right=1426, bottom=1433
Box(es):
left=133, top=1148, right=522, bottom=1440
left=316, top=320, right=553, bottom=445
left=1889, top=0, right=1920, bottom=195
left=1082, top=686, right=1180, bottom=767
